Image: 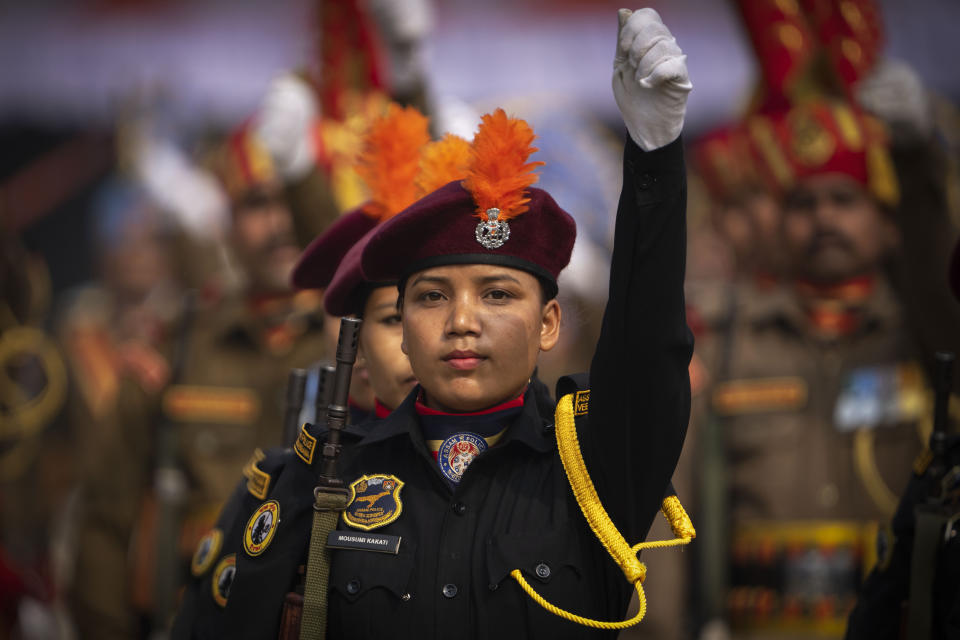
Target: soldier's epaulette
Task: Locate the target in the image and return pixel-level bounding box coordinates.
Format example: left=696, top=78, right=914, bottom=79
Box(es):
left=293, top=420, right=371, bottom=467
left=241, top=447, right=290, bottom=500
left=556, top=373, right=590, bottom=417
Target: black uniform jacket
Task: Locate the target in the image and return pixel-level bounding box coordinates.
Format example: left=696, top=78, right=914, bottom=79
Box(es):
left=845, top=435, right=960, bottom=640
left=172, top=136, right=692, bottom=639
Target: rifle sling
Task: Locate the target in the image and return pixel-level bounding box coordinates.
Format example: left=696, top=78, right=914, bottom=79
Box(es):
left=298, top=489, right=349, bottom=640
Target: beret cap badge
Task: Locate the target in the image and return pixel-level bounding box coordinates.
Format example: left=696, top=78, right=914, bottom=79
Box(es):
left=475, top=208, right=511, bottom=249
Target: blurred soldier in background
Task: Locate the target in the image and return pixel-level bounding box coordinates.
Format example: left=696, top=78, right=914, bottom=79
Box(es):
left=58, top=179, right=180, bottom=476
left=683, top=2, right=955, bottom=639
left=70, top=126, right=331, bottom=639
left=711, top=98, right=925, bottom=639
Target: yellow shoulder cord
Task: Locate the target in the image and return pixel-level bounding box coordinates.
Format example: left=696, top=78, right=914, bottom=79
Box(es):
left=509, top=393, right=696, bottom=630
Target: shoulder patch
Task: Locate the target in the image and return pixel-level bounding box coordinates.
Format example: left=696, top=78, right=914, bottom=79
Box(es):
left=295, top=423, right=318, bottom=465
left=191, top=528, right=223, bottom=576
left=244, top=500, right=280, bottom=556
left=242, top=449, right=271, bottom=500
left=712, top=377, right=808, bottom=415
left=162, top=385, right=260, bottom=424
left=343, top=474, right=404, bottom=531
left=573, top=390, right=590, bottom=416
left=211, top=554, right=236, bottom=607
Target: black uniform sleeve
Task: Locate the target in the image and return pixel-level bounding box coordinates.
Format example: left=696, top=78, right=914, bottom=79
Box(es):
left=170, top=480, right=246, bottom=639
left=171, top=447, right=290, bottom=639
left=583, top=135, right=692, bottom=544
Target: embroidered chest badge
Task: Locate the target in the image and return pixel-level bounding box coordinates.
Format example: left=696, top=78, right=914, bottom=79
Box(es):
left=438, top=433, right=487, bottom=483
left=244, top=500, right=280, bottom=556
left=343, top=474, right=405, bottom=531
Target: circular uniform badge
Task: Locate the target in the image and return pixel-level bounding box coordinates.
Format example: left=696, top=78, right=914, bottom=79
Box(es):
left=438, top=432, right=487, bottom=483
left=191, top=528, right=223, bottom=576
left=244, top=500, right=280, bottom=556
left=211, top=554, right=236, bottom=608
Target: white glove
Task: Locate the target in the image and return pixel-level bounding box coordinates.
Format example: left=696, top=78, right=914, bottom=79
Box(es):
left=368, top=0, right=434, bottom=95
left=368, top=0, right=433, bottom=44
left=254, top=73, right=319, bottom=181
left=612, top=8, right=692, bottom=151
left=857, top=58, right=933, bottom=143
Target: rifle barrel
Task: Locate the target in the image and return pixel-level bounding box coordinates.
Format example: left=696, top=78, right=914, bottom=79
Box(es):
left=314, top=364, right=336, bottom=429
left=319, top=317, right=362, bottom=486
left=283, top=369, right=309, bottom=448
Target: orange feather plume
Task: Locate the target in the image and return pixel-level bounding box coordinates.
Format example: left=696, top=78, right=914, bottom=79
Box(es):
left=416, top=133, right=472, bottom=196
left=356, top=103, right=431, bottom=221
left=462, top=109, right=544, bottom=221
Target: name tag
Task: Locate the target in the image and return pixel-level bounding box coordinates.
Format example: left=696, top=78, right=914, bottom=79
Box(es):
left=326, top=531, right=401, bottom=554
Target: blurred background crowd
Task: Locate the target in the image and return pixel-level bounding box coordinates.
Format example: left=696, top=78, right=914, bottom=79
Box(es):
left=2, top=0, right=960, bottom=639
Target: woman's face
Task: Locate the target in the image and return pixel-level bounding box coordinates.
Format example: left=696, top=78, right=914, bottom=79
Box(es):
left=359, top=286, right=417, bottom=410
left=401, top=264, right=561, bottom=413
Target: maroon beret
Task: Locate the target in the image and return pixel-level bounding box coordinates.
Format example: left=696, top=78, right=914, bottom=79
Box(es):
left=951, top=238, right=960, bottom=301
left=323, top=230, right=396, bottom=316
left=291, top=208, right=378, bottom=290
left=361, top=180, right=576, bottom=294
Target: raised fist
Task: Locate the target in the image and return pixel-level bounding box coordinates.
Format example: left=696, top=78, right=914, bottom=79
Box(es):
left=612, top=8, right=692, bottom=151
left=254, top=73, right=318, bottom=181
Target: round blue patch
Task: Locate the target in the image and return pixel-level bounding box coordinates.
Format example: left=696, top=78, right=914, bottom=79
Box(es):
left=438, top=432, right=487, bottom=483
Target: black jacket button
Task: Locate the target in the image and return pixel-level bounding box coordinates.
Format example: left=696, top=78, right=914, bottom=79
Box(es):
left=442, top=583, right=458, bottom=598
left=452, top=502, right=467, bottom=515
left=638, top=173, right=653, bottom=190
left=346, top=579, right=360, bottom=595
left=535, top=563, right=551, bottom=580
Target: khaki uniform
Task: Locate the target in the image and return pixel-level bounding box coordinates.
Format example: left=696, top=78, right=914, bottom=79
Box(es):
left=59, top=285, right=174, bottom=475
left=71, top=292, right=327, bottom=639
left=701, top=277, right=927, bottom=639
